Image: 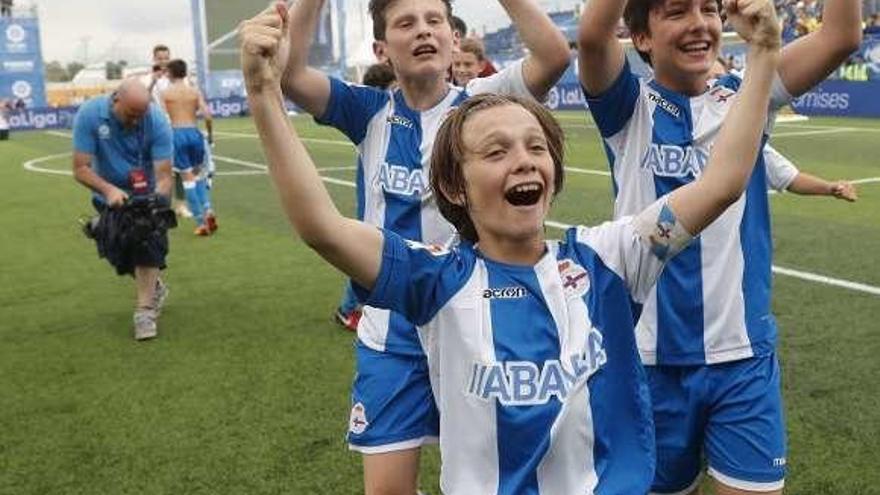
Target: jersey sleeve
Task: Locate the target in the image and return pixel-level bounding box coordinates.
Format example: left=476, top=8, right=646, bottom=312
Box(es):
left=581, top=58, right=641, bottom=138
left=575, top=196, right=693, bottom=303
left=353, top=229, right=472, bottom=326
left=72, top=103, right=97, bottom=155
left=314, top=76, right=389, bottom=145
left=465, top=59, right=532, bottom=99
left=763, top=145, right=799, bottom=191
left=148, top=107, right=173, bottom=162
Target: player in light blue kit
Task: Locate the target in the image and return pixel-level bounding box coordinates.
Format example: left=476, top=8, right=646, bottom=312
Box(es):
left=240, top=0, right=570, bottom=492
left=577, top=0, right=862, bottom=492
left=240, top=0, right=782, bottom=491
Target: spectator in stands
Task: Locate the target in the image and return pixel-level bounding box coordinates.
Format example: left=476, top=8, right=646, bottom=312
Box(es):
left=1, top=0, right=12, bottom=18
left=162, top=59, right=217, bottom=236
left=866, top=13, right=880, bottom=33
left=71, top=78, right=174, bottom=341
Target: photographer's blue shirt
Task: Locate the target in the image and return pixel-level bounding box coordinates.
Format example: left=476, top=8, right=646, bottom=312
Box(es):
left=72, top=95, right=173, bottom=204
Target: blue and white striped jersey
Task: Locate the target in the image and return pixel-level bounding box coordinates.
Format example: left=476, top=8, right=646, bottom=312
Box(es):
left=584, top=61, right=792, bottom=366
left=355, top=199, right=692, bottom=495
left=317, top=62, right=531, bottom=356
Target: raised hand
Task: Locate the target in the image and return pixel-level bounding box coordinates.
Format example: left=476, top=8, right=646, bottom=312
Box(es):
left=238, top=2, right=289, bottom=92
left=724, top=0, right=781, bottom=50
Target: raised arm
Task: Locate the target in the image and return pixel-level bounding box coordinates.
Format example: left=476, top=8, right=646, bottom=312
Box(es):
left=240, top=7, right=383, bottom=290
left=238, top=1, right=331, bottom=117
left=577, top=0, right=627, bottom=95
left=778, top=0, right=862, bottom=96
left=501, top=0, right=571, bottom=97
left=667, top=0, right=780, bottom=234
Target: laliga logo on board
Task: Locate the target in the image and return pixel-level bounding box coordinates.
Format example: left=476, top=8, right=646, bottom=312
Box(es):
left=6, top=24, right=26, bottom=43
left=546, top=87, right=560, bottom=110
left=11, top=80, right=32, bottom=99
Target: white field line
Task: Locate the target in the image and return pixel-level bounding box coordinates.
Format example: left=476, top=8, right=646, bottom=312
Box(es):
left=772, top=128, right=853, bottom=138
left=31, top=132, right=880, bottom=296
left=214, top=130, right=353, bottom=147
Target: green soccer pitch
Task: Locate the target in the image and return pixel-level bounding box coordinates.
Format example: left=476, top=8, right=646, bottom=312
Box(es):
left=1, top=112, right=878, bottom=494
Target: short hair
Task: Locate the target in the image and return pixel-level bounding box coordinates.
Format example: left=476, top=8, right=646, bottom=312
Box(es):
left=152, top=44, right=170, bottom=56
left=167, top=59, right=187, bottom=79
left=430, top=94, right=565, bottom=243
left=362, top=63, right=396, bottom=89
left=452, top=15, right=467, bottom=36
left=369, top=0, right=454, bottom=41
left=458, top=37, right=485, bottom=61
left=623, top=0, right=723, bottom=64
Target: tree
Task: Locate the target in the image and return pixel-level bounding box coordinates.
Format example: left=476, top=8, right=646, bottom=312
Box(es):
left=44, top=61, right=69, bottom=82
left=105, top=60, right=128, bottom=80
left=66, top=62, right=85, bottom=81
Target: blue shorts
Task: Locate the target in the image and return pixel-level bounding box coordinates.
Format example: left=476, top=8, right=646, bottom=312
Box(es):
left=648, top=354, right=786, bottom=494
left=347, top=339, right=439, bottom=454
left=172, top=127, right=205, bottom=172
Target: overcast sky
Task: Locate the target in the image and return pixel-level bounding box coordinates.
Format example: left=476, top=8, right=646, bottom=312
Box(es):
left=33, top=0, right=579, bottom=66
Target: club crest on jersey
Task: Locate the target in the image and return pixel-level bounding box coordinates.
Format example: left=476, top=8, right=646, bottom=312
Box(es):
left=709, top=86, right=736, bottom=103
left=98, top=124, right=110, bottom=139
left=375, top=163, right=427, bottom=197
left=404, top=239, right=449, bottom=256
left=647, top=92, right=681, bottom=118
left=386, top=114, right=413, bottom=129
left=349, top=402, right=369, bottom=435
left=558, top=259, right=590, bottom=298
left=641, top=144, right=709, bottom=178
left=466, top=328, right=607, bottom=406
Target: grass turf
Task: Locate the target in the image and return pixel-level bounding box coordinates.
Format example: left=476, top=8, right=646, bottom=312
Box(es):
left=0, top=113, right=878, bottom=494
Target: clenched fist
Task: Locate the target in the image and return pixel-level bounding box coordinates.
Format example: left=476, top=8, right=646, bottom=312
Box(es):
left=239, top=2, right=290, bottom=92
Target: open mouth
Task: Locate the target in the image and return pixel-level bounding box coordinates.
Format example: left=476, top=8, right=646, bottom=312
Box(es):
left=504, top=182, right=544, bottom=207
left=412, top=44, right=437, bottom=57
left=680, top=41, right=711, bottom=55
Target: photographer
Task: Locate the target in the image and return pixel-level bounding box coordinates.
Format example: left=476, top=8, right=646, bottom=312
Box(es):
left=72, top=78, right=174, bottom=341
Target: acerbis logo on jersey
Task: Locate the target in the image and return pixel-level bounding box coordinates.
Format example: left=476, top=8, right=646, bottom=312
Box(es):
left=375, top=163, right=427, bottom=197
left=349, top=402, right=369, bottom=435
left=482, top=286, right=527, bottom=299
left=647, top=92, right=681, bottom=118
left=466, top=328, right=607, bottom=406
left=386, top=114, right=413, bottom=129
left=641, top=144, right=709, bottom=178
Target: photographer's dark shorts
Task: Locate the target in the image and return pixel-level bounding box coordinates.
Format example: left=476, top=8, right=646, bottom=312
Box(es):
left=92, top=200, right=169, bottom=276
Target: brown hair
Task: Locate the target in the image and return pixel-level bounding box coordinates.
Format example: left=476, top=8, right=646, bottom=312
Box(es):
left=623, top=0, right=723, bottom=64
left=167, top=59, right=187, bottom=79
left=152, top=44, right=170, bottom=56
left=430, top=94, right=565, bottom=243
left=458, top=37, right=485, bottom=61
left=369, top=0, right=454, bottom=41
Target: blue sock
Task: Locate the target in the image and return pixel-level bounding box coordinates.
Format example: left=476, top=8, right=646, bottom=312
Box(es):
left=184, top=181, right=205, bottom=225
left=196, top=177, right=212, bottom=213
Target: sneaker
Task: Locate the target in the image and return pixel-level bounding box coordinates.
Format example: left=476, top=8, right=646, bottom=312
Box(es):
left=133, top=308, right=158, bottom=341
left=194, top=225, right=211, bottom=236
left=175, top=204, right=193, bottom=218
left=205, top=212, right=218, bottom=233
left=334, top=307, right=362, bottom=332
left=152, top=279, right=169, bottom=316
